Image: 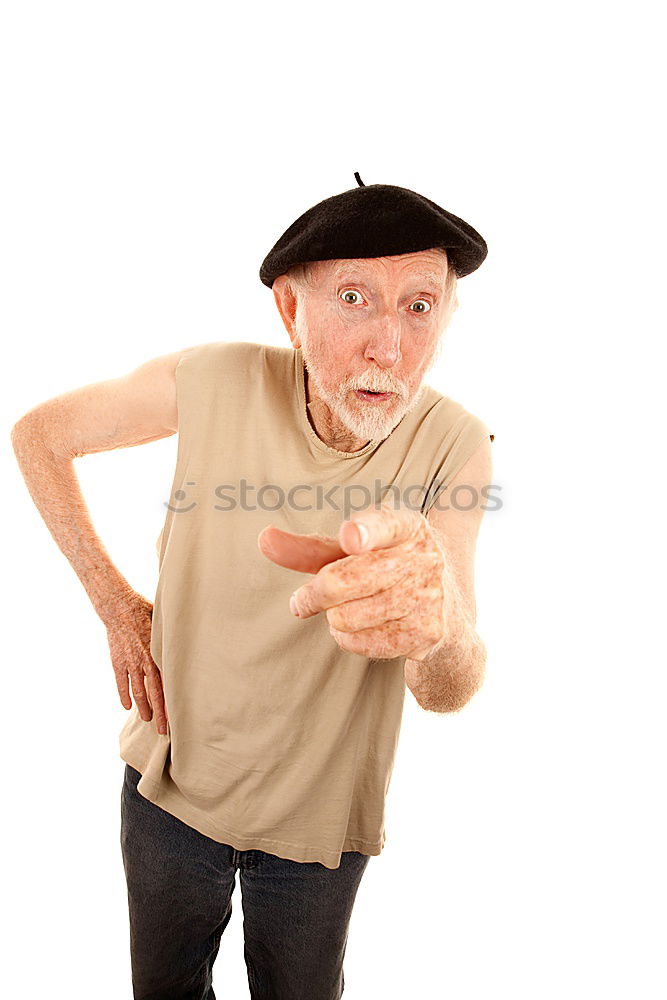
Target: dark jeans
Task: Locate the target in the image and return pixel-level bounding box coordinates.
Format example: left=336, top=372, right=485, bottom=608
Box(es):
left=120, top=763, right=371, bottom=1000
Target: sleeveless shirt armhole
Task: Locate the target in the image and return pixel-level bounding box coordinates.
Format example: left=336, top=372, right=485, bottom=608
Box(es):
left=422, top=412, right=492, bottom=516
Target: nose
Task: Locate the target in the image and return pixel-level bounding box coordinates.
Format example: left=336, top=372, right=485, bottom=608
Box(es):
left=363, top=317, right=402, bottom=369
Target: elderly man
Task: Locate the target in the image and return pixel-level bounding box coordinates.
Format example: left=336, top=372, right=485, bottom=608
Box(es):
left=11, top=173, right=494, bottom=1000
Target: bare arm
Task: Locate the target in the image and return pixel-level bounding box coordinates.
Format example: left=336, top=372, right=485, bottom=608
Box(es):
left=404, top=435, right=493, bottom=713
left=10, top=345, right=196, bottom=732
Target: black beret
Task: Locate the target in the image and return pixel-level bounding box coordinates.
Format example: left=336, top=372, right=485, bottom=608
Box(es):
left=259, top=172, right=487, bottom=288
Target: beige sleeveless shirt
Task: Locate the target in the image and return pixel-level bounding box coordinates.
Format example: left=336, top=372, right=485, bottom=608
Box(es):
left=118, top=341, right=493, bottom=869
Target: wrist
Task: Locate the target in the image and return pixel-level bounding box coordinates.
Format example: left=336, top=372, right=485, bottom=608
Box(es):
left=97, top=581, right=137, bottom=626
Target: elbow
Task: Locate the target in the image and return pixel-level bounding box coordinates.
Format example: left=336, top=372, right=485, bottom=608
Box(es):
left=418, top=680, right=483, bottom=715
left=11, top=410, right=41, bottom=442
left=10, top=416, right=31, bottom=457
left=417, top=645, right=487, bottom=715
left=11, top=410, right=60, bottom=459
left=10, top=416, right=26, bottom=446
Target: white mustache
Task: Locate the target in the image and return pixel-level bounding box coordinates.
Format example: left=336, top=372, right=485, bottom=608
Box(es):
left=350, top=373, right=401, bottom=393
left=298, top=332, right=401, bottom=395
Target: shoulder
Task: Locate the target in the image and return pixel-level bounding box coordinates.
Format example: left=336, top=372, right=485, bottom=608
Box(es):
left=176, top=339, right=265, bottom=372
left=421, top=383, right=494, bottom=446
left=177, top=340, right=294, bottom=368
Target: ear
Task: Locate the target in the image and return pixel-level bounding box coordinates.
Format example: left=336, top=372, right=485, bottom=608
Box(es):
left=272, top=275, right=301, bottom=348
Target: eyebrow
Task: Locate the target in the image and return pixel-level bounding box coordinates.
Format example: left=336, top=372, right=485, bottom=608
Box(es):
left=330, top=264, right=445, bottom=291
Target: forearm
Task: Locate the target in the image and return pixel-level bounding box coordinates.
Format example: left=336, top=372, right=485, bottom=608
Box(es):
left=404, top=548, right=487, bottom=713
left=11, top=418, right=135, bottom=624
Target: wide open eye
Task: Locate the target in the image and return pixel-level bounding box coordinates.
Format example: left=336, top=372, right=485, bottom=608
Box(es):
left=410, top=299, right=432, bottom=314
left=340, top=289, right=364, bottom=305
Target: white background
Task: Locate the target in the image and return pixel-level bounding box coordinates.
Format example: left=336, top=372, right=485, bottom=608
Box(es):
left=3, top=2, right=665, bottom=997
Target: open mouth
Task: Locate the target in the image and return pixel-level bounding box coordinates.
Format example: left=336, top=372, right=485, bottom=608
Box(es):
left=354, top=388, right=394, bottom=401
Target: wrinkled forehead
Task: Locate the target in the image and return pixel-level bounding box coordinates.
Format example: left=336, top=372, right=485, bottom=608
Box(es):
left=311, top=249, right=448, bottom=287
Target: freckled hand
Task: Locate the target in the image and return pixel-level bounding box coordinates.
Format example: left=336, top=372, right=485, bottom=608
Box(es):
left=256, top=503, right=446, bottom=661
